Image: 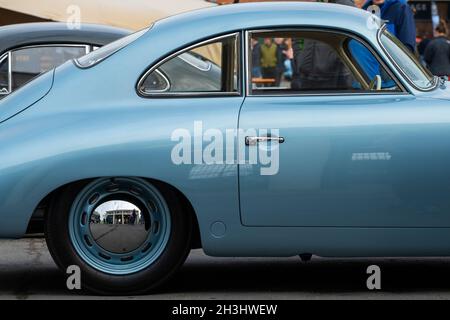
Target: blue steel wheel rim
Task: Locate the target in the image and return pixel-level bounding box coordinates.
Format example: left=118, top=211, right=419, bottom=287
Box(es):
left=68, top=177, right=171, bottom=275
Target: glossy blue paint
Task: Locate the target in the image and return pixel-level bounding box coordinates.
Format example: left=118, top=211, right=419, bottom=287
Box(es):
left=1, top=2, right=450, bottom=258
left=239, top=94, right=450, bottom=227
left=0, top=70, right=54, bottom=123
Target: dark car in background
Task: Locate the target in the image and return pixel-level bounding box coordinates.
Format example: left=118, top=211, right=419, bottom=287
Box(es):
left=0, top=22, right=129, bottom=234
left=0, top=22, right=130, bottom=98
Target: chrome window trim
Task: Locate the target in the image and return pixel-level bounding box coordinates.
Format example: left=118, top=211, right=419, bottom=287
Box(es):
left=245, top=28, right=408, bottom=97
left=7, top=51, right=11, bottom=94
left=244, top=91, right=411, bottom=98
left=0, top=52, right=10, bottom=95
left=11, top=43, right=90, bottom=53
left=137, top=32, right=242, bottom=98
left=75, top=27, right=151, bottom=69
left=377, top=24, right=438, bottom=92
left=244, top=30, right=251, bottom=97
left=0, top=53, right=7, bottom=65
left=241, top=30, right=248, bottom=97
left=178, top=53, right=213, bottom=72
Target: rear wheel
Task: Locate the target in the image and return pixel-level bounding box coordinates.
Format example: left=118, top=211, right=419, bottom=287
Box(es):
left=45, top=177, right=192, bottom=295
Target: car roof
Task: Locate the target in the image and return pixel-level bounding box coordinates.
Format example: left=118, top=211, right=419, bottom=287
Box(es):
left=0, top=22, right=131, bottom=55
left=152, top=2, right=376, bottom=38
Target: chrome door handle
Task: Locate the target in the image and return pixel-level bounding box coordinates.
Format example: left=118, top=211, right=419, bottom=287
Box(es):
left=245, top=135, right=285, bottom=146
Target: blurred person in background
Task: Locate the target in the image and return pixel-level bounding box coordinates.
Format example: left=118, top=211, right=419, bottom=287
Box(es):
left=418, top=31, right=432, bottom=66
left=291, top=0, right=356, bottom=90
left=251, top=38, right=262, bottom=78
left=283, top=38, right=294, bottom=81
left=424, top=20, right=450, bottom=77
left=274, top=38, right=288, bottom=86
left=260, top=37, right=278, bottom=86
left=362, top=0, right=416, bottom=52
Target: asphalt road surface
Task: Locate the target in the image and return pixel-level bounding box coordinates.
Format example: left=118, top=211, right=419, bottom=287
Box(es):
left=2, top=238, right=450, bottom=299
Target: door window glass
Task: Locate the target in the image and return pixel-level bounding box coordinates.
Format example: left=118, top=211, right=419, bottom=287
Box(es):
left=249, top=30, right=400, bottom=94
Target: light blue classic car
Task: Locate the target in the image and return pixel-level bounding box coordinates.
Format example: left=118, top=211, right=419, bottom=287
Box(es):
left=1, top=2, right=450, bottom=294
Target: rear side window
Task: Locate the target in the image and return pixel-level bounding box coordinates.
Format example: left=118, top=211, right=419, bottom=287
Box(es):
left=138, top=33, right=240, bottom=96
left=75, top=28, right=149, bottom=68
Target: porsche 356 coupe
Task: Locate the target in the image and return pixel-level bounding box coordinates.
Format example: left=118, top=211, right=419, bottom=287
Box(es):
left=1, top=2, right=449, bottom=294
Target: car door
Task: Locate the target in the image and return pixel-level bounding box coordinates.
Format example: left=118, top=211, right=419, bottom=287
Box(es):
left=239, top=28, right=450, bottom=228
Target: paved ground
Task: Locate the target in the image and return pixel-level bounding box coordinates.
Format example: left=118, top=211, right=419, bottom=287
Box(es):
left=2, top=238, right=450, bottom=299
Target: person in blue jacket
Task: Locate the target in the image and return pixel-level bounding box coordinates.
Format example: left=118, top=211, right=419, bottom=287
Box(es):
left=363, top=0, right=416, bottom=52
left=344, top=0, right=415, bottom=90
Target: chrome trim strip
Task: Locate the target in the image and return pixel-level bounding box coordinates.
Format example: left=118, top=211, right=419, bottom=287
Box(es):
left=73, top=58, right=85, bottom=69
left=237, top=30, right=244, bottom=96
left=245, top=27, right=408, bottom=97
left=138, top=91, right=241, bottom=98
left=0, top=53, right=7, bottom=65
left=246, top=92, right=411, bottom=98
left=241, top=29, right=248, bottom=97
left=178, top=53, right=213, bottom=72
left=12, top=43, right=91, bottom=51
left=75, top=27, right=153, bottom=70
left=137, top=32, right=241, bottom=98
left=377, top=24, right=438, bottom=92
left=0, top=52, right=10, bottom=95
left=244, top=30, right=251, bottom=97
left=7, top=51, right=11, bottom=94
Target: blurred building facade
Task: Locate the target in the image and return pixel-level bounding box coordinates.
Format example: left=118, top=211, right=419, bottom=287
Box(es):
left=411, top=1, right=448, bottom=38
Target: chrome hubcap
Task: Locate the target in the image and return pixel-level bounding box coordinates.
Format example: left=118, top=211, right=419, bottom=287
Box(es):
left=68, top=178, right=171, bottom=275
